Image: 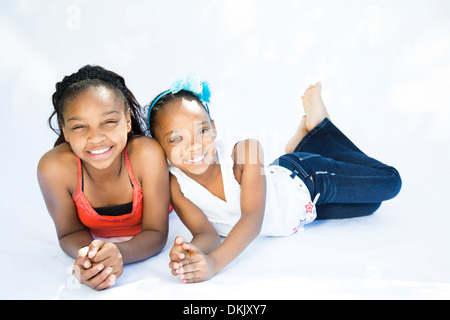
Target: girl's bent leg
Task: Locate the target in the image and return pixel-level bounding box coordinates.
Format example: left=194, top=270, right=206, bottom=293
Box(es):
left=273, top=117, right=401, bottom=218
left=274, top=152, right=401, bottom=206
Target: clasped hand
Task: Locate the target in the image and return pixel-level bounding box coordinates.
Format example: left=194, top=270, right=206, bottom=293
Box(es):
left=169, top=236, right=216, bottom=283
left=73, top=240, right=123, bottom=290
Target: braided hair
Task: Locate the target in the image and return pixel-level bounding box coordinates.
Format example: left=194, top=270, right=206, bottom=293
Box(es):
left=49, top=65, right=145, bottom=147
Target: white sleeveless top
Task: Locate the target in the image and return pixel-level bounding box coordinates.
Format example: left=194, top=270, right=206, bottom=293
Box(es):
left=169, top=140, right=316, bottom=237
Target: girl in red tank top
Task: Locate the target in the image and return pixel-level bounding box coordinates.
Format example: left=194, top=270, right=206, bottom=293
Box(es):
left=37, top=65, right=170, bottom=290
left=73, top=146, right=143, bottom=239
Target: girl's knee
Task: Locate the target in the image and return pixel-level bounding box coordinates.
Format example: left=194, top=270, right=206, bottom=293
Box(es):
left=387, top=167, right=402, bottom=199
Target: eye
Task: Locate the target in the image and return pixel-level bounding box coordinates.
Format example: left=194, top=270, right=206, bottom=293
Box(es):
left=200, top=128, right=210, bottom=134
left=169, top=136, right=182, bottom=143
left=71, top=125, right=86, bottom=131
left=104, top=119, right=119, bottom=126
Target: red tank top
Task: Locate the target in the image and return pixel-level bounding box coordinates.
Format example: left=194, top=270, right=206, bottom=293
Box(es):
left=73, top=146, right=143, bottom=238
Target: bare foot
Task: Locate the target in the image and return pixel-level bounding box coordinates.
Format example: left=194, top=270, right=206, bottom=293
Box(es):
left=285, top=115, right=307, bottom=153
left=302, top=82, right=330, bottom=131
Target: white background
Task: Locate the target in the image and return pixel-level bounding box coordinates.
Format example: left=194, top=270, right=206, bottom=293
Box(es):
left=1, top=0, right=449, bottom=299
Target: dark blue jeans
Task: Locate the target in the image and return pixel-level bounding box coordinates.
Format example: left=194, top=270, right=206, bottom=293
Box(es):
left=271, top=118, right=402, bottom=219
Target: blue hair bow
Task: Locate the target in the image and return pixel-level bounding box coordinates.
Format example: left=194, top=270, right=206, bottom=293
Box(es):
left=147, top=75, right=211, bottom=132
left=169, top=75, right=211, bottom=105
left=149, top=75, right=210, bottom=116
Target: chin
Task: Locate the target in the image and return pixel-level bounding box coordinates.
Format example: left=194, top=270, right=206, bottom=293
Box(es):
left=183, top=165, right=210, bottom=176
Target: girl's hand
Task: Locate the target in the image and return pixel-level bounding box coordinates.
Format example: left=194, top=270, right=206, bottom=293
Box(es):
left=174, top=242, right=216, bottom=283
left=72, top=240, right=123, bottom=290
left=87, top=240, right=124, bottom=278
left=73, top=257, right=115, bottom=291
left=169, top=236, right=191, bottom=276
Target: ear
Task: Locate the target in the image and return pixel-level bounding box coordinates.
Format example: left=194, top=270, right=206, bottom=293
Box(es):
left=211, top=119, right=217, bottom=138
left=61, top=122, right=69, bottom=142
left=126, top=109, right=132, bottom=133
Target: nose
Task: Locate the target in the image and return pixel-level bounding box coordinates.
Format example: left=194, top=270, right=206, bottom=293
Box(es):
left=185, top=139, right=203, bottom=156
left=181, top=136, right=204, bottom=161
left=87, top=127, right=106, bottom=144
left=191, top=132, right=205, bottom=150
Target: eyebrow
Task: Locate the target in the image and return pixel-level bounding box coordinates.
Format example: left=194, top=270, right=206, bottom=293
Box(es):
left=67, top=110, right=121, bottom=122
left=164, top=130, right=179, bottom=138
left=67, top=116, right=83, bottom=122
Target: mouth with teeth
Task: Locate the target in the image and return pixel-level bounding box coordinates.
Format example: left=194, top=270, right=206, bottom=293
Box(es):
left=86, top=146, right=114, bottom=159
left=184, top=153, right=207, bottom=166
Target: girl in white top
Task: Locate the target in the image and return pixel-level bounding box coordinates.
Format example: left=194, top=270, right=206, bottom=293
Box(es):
left=146, top=77, right=401, bottom=283
left=169, top=138, right=316, bottom=238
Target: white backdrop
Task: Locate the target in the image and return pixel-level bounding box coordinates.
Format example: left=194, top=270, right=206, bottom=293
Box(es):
left=1, top=0, right=449, bottom=299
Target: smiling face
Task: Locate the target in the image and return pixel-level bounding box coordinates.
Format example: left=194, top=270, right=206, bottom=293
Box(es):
left=152, top=98, right=217, bottom=176
left=61, top=86, right=131, bottom=170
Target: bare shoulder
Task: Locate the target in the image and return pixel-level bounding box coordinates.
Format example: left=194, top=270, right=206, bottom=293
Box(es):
left=37, top=143, right=78, bottom=193
left=126, top=136, right=168, bottom=184
left=169, top=173, right=193, bottom=212
left=232, top=139, right=264, bottom=166
left=127, top=135, right=165, bottom=160
left=38, top=143, right=75, bottom=170
left=169, top=173, right=181, bottom=192
left=169, top=173, right=190, bottom=205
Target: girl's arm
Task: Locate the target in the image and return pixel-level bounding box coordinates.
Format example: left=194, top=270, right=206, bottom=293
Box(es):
left=209, top=139, right=266, bottom=273
left=112, top=137, right=170, bottom=264
left=37, top=147, right=94, bottom=258
left=38, top=147, right=118, bottom=290
left=168, top=173, right=222, bottom=279
left=169, top=173, right=222, bottom=255
left=37, top=149, right=126, bottom=290
left=173, top=139, right=266, bottom=282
